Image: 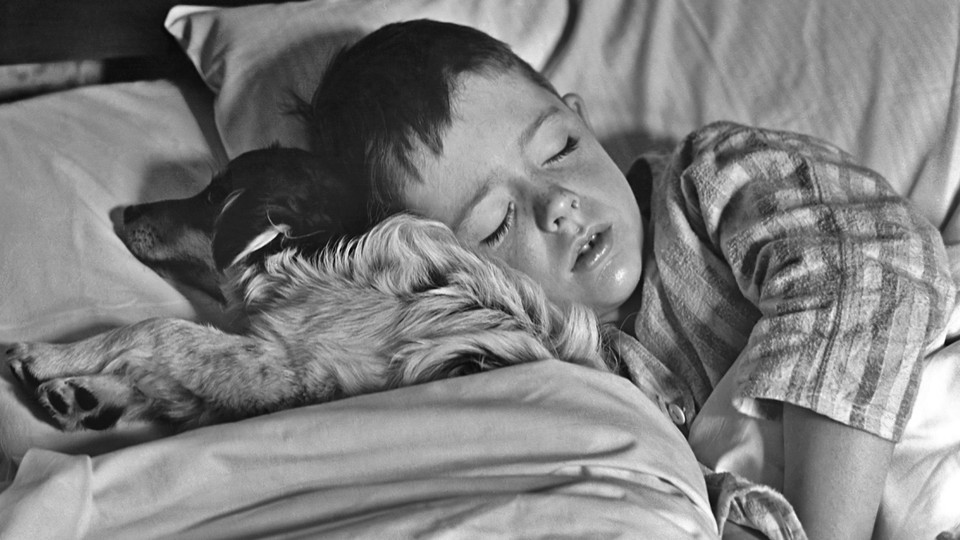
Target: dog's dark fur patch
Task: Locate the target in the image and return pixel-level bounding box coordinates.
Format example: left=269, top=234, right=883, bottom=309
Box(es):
left=114, top=146, right=369, bottom=301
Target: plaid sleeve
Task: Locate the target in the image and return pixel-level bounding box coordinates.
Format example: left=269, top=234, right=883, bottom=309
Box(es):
left=677, top=122, right=955, bottom=441
left=701, top=465, right=807, bottom=540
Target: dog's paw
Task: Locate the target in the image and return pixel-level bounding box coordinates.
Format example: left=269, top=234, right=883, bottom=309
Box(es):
left=35, top=376, right=130, bottom=431
left=5, top=342, right=48, bottom=390
left=5, top=340, right=109, bottom=389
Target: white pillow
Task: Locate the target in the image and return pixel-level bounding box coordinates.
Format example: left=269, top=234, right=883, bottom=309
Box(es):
left=164, top=0, right=570, bottom=159
left=0, top=79, right=227, bottom=344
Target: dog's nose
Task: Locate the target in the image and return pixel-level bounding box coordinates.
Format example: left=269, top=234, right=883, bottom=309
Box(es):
left=123, top=205, right=146, bottom=224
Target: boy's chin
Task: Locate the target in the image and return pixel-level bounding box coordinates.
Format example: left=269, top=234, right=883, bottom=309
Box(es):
left=590, top=274, right=644, bottom=325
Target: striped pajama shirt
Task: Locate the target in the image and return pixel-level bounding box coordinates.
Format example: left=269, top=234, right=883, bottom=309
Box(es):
left=608, top=122, right=956, bottom=537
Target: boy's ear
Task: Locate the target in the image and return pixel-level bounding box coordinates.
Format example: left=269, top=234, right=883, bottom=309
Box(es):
left=562, top=93, right=592, bottom=128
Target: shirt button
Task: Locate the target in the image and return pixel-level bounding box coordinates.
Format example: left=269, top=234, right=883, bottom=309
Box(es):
left=667, top=403, right=687, bottom=426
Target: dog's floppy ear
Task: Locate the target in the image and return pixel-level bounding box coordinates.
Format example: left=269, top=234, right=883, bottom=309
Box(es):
left=348, top=214, right=467, bottom=293
left=212, top=148, right=367, bottom=271
left=355, top=214, right=612, bottom=380
left=389, top=326, right=556, bottom=385
left=381, top=273, right=612, bottom=385
left=212, top=186, right=319, bottom=271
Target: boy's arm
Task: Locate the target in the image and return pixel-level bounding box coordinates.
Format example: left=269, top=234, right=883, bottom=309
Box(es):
left=783, top=403, right=892, bottom=540
left=672, top=122, right=955, bottom=534
left=676, top=121, right=955, bottom=439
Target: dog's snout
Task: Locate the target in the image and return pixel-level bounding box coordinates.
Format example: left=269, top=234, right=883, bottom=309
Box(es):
left=123, top=205, right=146, bottom=224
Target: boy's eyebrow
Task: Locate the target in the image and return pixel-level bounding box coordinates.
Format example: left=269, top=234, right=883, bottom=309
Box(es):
left=454, top=105, right=561, bottom=232
left=519, top=105, right=561, bottom=151
left=452, top=177, right=493, bottom=231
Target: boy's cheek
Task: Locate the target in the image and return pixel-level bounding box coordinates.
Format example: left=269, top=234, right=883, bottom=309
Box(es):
left=590, top=234, right=645, bottom=317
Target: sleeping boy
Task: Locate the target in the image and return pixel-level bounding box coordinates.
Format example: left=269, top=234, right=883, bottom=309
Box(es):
left=305, top=20, right=956, bottom=539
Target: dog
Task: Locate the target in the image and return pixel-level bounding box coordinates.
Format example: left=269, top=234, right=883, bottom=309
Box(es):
left=6, top=215, right=610, bottom=431
left=114, top=146, right=369, bottom=303
left=5, top=149, right=612, bottom=431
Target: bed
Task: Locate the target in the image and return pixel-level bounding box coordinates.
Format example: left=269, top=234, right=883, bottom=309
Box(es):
left=0, top=1, right=958, bottom=538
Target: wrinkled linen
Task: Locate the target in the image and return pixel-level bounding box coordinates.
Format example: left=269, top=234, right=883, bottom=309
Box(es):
left=0, top=361, right=719, bottom=539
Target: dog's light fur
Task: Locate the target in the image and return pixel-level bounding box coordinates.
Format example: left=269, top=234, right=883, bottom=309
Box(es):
left=6, top=214, right=612, bottom=431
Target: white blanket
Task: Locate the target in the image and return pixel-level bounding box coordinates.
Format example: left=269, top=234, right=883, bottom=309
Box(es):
left=0, top=361, right=719, bottom=539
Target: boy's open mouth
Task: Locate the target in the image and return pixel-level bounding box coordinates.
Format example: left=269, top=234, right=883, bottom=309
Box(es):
left=572, top=226, right=611, bottom=272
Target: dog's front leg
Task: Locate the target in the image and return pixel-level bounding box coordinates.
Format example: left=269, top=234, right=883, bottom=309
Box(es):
left=5, top=320, right=169, bottom=430
left=6, top=318, right=340, bottom=431
left=6, top=322, right=162, bottom=384
left=5, top=318, right=294, bottom=430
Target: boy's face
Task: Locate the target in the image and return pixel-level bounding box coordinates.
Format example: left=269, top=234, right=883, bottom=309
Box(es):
left=402, top=71, right=644, bottom=322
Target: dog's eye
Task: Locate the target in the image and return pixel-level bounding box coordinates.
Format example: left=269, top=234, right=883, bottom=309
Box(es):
left=206, top=184, right=230, bottom=205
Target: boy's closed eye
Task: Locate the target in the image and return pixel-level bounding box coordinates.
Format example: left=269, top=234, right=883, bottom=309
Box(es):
left=544, top=136, right=579, bottom=166
left=482, top=134, right=580, bottom=247
left=482, top=202, right=516, bottom=246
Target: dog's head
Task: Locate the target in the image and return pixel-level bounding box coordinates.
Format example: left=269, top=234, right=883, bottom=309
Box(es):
left=239, top=214, right=614, bottom=392
left=114, top=146, right=367, bottom=301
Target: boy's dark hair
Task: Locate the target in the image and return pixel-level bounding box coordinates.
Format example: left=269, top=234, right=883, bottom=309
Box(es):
left=309, top=19, right=558, bottom=222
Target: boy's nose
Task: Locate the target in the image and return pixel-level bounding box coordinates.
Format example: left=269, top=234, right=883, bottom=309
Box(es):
left=537, top=187, right=581, bottom=234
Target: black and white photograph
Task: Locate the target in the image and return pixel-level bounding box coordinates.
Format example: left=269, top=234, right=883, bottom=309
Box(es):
left=1, top=2, right=959, bottom=538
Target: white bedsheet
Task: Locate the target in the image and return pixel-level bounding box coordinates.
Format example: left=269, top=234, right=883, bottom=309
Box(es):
left=0, top=361, right=718, bottom=539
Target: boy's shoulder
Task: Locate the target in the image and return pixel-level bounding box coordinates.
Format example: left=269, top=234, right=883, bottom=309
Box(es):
left=682, top=121, right=853, bottom=165
left=627, top=120, right=856, bottom=195
left=625, top=122, right=785, bottom=190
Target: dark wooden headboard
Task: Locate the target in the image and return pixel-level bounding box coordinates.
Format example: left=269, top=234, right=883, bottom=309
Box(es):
left=0, top=1, right=278, bottom=79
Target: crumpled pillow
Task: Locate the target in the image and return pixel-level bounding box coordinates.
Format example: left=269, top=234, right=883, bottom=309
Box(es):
left=164, top=0, right=570, bottom=158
